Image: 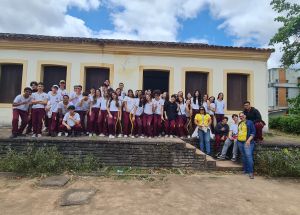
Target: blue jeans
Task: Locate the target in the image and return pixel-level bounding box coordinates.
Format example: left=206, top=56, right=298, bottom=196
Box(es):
left=237, top=141, right=255, bottom=174
left=198, top=129, right=211, bottom=155
left=220, top=138, right=238, bottom=159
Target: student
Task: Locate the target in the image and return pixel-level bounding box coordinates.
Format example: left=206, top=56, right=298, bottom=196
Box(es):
left=123, top=89, right=136, bottom=138
left=185, top=98, right=193, bottom=138
left=31, top=82, right=48, bottom=137
left=218, top=114, right=239, bottom=161
left=237, top=112, right=256, bottom=179
left=58, top=80, right=68, bottom=97
left=207, top=96, right=216, bottom=133
left=88, top=87, right=96, bottom=100
left=143, top=94, right=154, bottom=138
left=152, top=90, right=164, bottom=137
left=98, top=91, right=109, bottom=137
left=119, top=82, right=126, bottom=99
left=215, top=92, right=225, bottom=123
left=164, top=94, right=178, bottom=138
left=69, top=85, right=79, bottom=101
left=194, top=106, right=212, bottom=155
left=214, top=117, right=229, bottom=156
left=107, top=92, right=122, bottom=138
left=30, top=81, right=38, bottom=93
left=10, top=87, right=32, bottom=138
left=46, top=85, right=62, bottom=137
left=243, top=101, right=265, bottom=142
left=192, top=90, right=202, bottom=129
left=58, top=95, right=73, bottom=124
left=88, top=89, right=101, bottom=137
left=177, top=91, right=184, bottom=98
left=25, top=81, right=38, bottom=134
left=134, top=94, right=144, bottom=138
left=58, top=105, right=82, bottom=137
left=161, top=91, right=168, bottom=103
left=186, top=92, right=192, bottom=100
left=202, top=94, right=209, bottom=112
left=75, top=92, right=90, bottom=134
left=176, top=96, right=187, bottom=138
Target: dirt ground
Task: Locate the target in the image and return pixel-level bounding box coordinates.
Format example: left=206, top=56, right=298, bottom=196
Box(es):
left=0, top=173, right=299, bottom=215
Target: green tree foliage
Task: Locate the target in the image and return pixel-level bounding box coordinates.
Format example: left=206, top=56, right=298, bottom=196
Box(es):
left=269, top=0, right=300, bottom=68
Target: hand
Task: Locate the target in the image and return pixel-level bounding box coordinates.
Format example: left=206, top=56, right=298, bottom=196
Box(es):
left=66, top=125, right=71, bottom=130
left=132, top=116, right=135, bottom=121
left=246, top=140, right=251, bottom=146
left=89, top=111, right=92, bottom=117
left=109, top=114, right=113, bottom=118
left=221, top=127, right=225, bottom=131
left=68, top=115, right=74, bottom=119
left=161, top=116, right=164, bottom=121
left=165, top=116, right=168, bottom=120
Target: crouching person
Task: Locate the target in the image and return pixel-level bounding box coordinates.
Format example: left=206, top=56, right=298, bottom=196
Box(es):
left=58, top=105, right=82, bottom=137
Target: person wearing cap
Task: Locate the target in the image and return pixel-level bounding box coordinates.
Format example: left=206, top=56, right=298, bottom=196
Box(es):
left=10, top=87, right=32, bottom=138
left=46, top=85, right=62, bottom=136
left=75, top=91, right=91, bottom=134
left=58, top=105, right=82, bottom=137
left=58, top=80, right=68, bottom=97
left=194, top=106, right=212, bottom=155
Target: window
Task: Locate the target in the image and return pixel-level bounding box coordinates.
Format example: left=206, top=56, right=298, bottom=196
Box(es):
left=0, top=64, right=23, bottom=103
left=185, top=72, right=208, bottom=96
left=143, top=70, right=169, bottom=92
left=85, top=67, right=110, bottom=91
left=227, top=74, right=248, bottom=110
left=42, top=65, right=67, bottom=92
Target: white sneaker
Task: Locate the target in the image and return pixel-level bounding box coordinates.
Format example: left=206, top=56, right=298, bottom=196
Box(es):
left=65, top=132, right=68, bottom=137
left=140, top=136, right=144, bottom=139
left=187, top=135, right=191, bottom=138
left=58, top=132, right=62, bottom=137
left=117, top=134, right=123, bottom=138
left=170, top=135, right=174, bottom=138
left=89, top=133, right=93, bottom=137
left=131, top=135, right=135, bottom=138
left=165, top=135, right=169, bottom=138
left=148, top=137, right=152, bottom=139
left=158, top=135, right=162, bottom=138
left=37, top=134, right=42, bottom=138
left=32, top=134, right=36, bottom=138
left=124, top=135, right=128, bottom=138
left=42, top=127, right=47, bottom=132
left=99, top=133, right=105, bottom=137
left=109, top=134, right=115, bottom=138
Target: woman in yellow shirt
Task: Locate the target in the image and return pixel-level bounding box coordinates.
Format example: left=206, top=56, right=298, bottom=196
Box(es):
left=194, top=106, right=212, bottom=155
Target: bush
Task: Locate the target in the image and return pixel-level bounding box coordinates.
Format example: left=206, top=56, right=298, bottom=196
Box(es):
left=255, top=148, right=300, bottom=177
left=0, top=147, right=102, bottom=175
left=269, top=115, right=300, bottom=134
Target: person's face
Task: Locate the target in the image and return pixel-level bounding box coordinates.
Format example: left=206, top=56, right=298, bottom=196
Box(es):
left=170, top=97, right=175, bottom=103
left=52, top=87, right=58, bottom=93
left=105, top=80, right=110, bottom=86
left=239, top=113, right=246, bottom=121
left=96, top=90, right=101, bottom=97
left=31, top=84, right=37, bottom=90
left=155, top=94, right=159, bottom=99
left=119, top=83, right=124, bottom=89
left=222, top=118, right=228, bottom=124
left=60, top=82, right=65, bottom=88
left=69, top=109, right=75, bottom=114
left=24, top=90, right=31, bottom=97
left=77, top=87, right=82, bottom=93
left=116, top=89, right=121, bottom=95
left=162, top=92, right=167, bottom=98
left=195, top=91, right=199, bottom=97
left=209, top=96, right=215, bottom=102
left=112, top=93, right=117, bottom=99
left=244, top=103, right=250, bottom=110
left=178, top=91, right=183, bottom=97
left=37, top=85, right=44, bottom=91
left=232, top=115, right=238, bottom=122
left=179, top=97, right=183, bottom=103
left=138, top=91, right=142, bottom=97
left=186, top=99, right=191, bottom=105
left=203, top=95, right=208, bottom=101
left=90, top=88, right=95, bottom=94
left=83, top=96, right=89, bottom=101
left=219, top=93, right=224, bottom=99
left=199, top=108, right=205, bottom=114
left=146, top=95, right=151, bottom=101
left=128, top=90, right=133, bottom=97
left=63, top=96, right=69, bottom=103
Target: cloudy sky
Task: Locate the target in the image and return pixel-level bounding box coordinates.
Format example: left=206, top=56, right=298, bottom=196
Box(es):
left=0, top=0, right=291, bottom=68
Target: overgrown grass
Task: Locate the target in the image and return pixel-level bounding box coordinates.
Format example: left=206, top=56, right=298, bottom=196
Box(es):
left=269, top=115, right=300, bottom=134
left=0, top=147, right=103, bottom=175
left=255, top=148, right=300, bottom=177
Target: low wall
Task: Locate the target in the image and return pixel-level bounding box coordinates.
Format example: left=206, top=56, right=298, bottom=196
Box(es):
left=0, top=138, right=208, bottom=169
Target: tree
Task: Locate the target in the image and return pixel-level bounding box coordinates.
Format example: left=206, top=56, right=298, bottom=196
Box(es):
left=269, top=0, right=300, bottom=68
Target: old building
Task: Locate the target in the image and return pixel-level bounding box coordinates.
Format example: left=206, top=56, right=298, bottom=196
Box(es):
left=0, top=33, right=272, bottom=125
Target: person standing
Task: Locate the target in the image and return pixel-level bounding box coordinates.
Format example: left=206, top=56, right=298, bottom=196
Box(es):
left=31, top=82, right=48, bottom=137
left=152, top=90, right=164, bottom=137
left=25, top=81, right=38, bottom=134
left=107, top=92, right=122, bottom=138
left=134, top=94, right=144, bottom=138
left=123, top=89, right=136, bottom=138
left=164, top=95, right=178, bottom=138
left=88, top=89, right=101, bottom=137
left=75, top=92, right=90, bottom=134
left=10, top=87, right=32, bottom=138
left=176, top=96, right=187, bottom=138
left=58, top=80, right=68, bottom=97
left=207, top=96, right=216, bottom=133
left=237, top=112, right=256, bottom=179
left=243, top=101, right=265, bottom=142
left=194, top=106, right=212, bottom=155
left=142, top=94, right=154, bottom=138
left=46, top=85, right=62, bottom=136
left=215, top=92, right=225, bottom=123
left=191, top=90, right=202, bottom=129
left=214, top=117, right=229, bottom=156
left=98, top=91, right=109, bottom=137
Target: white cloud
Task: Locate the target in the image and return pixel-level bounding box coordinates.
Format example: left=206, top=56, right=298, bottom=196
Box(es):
left=185, top=37, right=209, bottom=44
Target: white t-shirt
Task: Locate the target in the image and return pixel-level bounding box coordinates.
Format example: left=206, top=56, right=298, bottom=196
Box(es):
left=152, top=98, right=164, bottom=115
left=124, top=96, right=136, bottom=113
left=91, top=97, right=101, bottom=108
left=191, top=99, right=200, bottom=110
left=203, top=101, right=208, bottom=112
left=100, top=97, right=108, bottom=110
left=144, top=102, right=153, bottom=115
left=75, top=98, right=90, bottom=111
left=185, top=104, right=191, bottom=117
left=47, top=92, right=62, bottom=113
left=178, top=103, right=186, bottom=116
left=63, top=112, right=80, bottom=127
left=215, top=99, right=225, bottom=114
left=32, top=92, right=48, bottom=109
left=13, top=95, right=32, bottom=111
left=58, top=88, right=68, bottom=98
left=134, top=98, right=144, bottom=116
left=208, top=103, right=215, bottom=115
left=70, top=93, right=83, bottom=108
left=58, top=101, right=73, bottom=115
left=109, top=100, right=121, bottom=112
left=230, top=123, right=238, bottom=136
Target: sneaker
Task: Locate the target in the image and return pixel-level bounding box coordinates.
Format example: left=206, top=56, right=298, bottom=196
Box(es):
left=148, top=137, right=152, bottom=139
left=158, top=135, right=162, bottom=138
left=117, top=134, right=123, bottom=138
left=140, top=136, right=144, bottom=139
left=37, top=134, right=42, bottom=138
left=231, top=157, right=237, bottom=162
left=109, top=135, right=115, bottom=139
left=170, top=135, right=174, bottom=138
left=99, top=133, right=105, bottom=137
left=89, top=133, right=93, bottom=137
left=124, top=135, right=128, bottom=138
left=9, top=134, right=18, bottom=139
left=32, top=134, right=37, bottom=138
left=165, top=135, right=169, bottom=138
left=187, top=135, right=191, bottom=138
left=130, top=135, right=135, bottom=139
left=249, top=173, right=254, bottom=179
left=217, top=155, right=226, bottom=160
left=58, top=132, right=62, bottom=137
left=42, top=127, right=48, bottom=132
left=65, top=132, right=69, bottom=137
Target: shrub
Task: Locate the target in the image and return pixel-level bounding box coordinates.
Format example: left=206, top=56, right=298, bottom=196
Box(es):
left=255, top=148, right=300, bottom=177
left=269, top=115, right=300, bottom=134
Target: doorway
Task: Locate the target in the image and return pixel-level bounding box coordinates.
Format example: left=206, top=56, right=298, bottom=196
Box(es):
left=143, top=70, right=169, bottom=92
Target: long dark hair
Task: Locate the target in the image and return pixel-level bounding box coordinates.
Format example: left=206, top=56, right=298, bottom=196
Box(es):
left=143, top=94, right=152, bottom=106
left=193, top=90, right=202, bottom=106
left=108, top=92, right=120, bottom=108
left=217, top=92, right=224, bottom=100
left=93, top=89, right=101, bottom=105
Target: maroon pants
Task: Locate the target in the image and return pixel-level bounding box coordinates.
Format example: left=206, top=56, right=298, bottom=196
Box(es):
left=87, top=108, right=100, bottom=133
left=32, top=108, right=45, bottom=135
left=164, top=119, right=176, bottom=136
left=143, top=114, right=153, bottom=137
left=215, top=134, right=227, bottom=153
left=210, top=114, right=215, bottom=133
left=48, top=112, right=58, bottom=134
left=134, top=115, right=143, bottom=136
left=192, top=109, right=199, bottom=129
left=176, top=115, right=187, bottom=137
left=254, top=122, right=265, bottom=141
left=98, top=110, right=108, bottom=135
left=153, top=114, right=162, bottom=136
left=25, top=109, right=33, bottom=134
left=12, top=109, right=29, bottom=135
left=123, top=111, right=134, bottom=136
left=76, top=111, right=87, bottom=132
left=59, top=124, right=82, bottom=132
left=108, top=111, right=119, bottom=135
left=215, top=114, right=224, bottom=124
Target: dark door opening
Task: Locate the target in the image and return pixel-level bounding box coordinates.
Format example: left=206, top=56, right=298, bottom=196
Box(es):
left=227, top=74, right=248, bottom=110
left=85, top=67, right=110, bottom=92
left=43, top=65, right=67, bottom=92
left=185, top=72, right=208, bottom=96
left=143, top=70, right=169, bottom=92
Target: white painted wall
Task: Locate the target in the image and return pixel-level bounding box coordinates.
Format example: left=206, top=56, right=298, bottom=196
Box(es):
left=0, top=49, right=269, bottom=127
